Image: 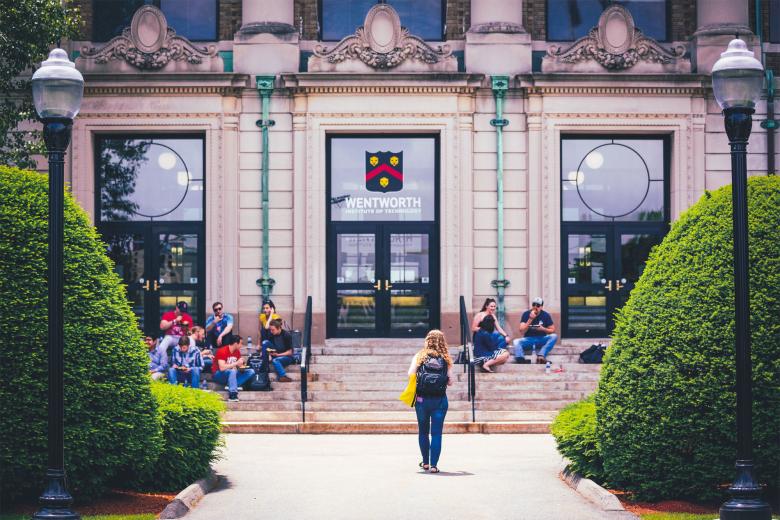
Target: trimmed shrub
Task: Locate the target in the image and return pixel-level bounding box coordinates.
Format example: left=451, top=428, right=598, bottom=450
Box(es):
left=551, top=395, right=604, bottom=480
left=0, top=167, right=163, bottom=501
left=596, top=176, right=780, bottom=501
left=136, top=383, right=224, bottom=491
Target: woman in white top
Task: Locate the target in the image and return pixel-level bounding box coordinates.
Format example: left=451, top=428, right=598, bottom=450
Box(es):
left=408, top=330, right=453, bottom=473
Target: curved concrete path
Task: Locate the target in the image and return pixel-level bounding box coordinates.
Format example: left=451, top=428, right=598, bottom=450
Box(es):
left=187, top=434, right=636, bottom=520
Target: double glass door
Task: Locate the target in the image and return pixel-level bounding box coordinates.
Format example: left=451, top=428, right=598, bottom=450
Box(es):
left=562, top=223, right=665, bottom=337
left=101, top=224, right=205, bottom=337
left=328, top=223, right=438, bottom=337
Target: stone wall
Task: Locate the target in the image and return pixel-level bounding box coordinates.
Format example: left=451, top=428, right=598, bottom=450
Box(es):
left=219, top=0, right=242, bottom=40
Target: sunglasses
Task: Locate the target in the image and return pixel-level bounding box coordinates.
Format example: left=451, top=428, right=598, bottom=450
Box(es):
left=214, top=307, right=223, bottom=312
left=532, top=303, right=542, bottom=307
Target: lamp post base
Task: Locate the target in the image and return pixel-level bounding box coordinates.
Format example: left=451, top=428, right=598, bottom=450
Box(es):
left=719, top=500, right=773, bottom=520
left=32, top=470, right=80, bottom=519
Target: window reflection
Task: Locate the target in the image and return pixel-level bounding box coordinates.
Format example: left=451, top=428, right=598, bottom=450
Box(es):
left=321, top=0, right=443, bottom=41
left=561, top=138, right=665, bottom=222
left=390, top=234, right=429, bottom=283
left=98, top=137, right=204, bottom=222
left=567, top=234, right=607, bottom=283
left=547, top=0, right=668, bottom=42
left=92, top=0, right=217, bottom=41
left=158, top=233, right=198, bottom=284
left=336, top=234, right=376, bottom=283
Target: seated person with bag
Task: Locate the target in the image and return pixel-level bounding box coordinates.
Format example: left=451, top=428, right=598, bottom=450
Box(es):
left=168, top=336, right=204, bottom=388
left=262, top=319, right=294, bottom=383
left=212, top=335, right=256, bottom=402
left=473, top=315, right=510, bottom=373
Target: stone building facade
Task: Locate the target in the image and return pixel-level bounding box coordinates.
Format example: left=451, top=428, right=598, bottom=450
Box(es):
left=65, top=0, right=779, bottom=342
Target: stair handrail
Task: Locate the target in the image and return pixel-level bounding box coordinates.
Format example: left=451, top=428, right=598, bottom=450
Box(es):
left=300, top=296, right=312, bottom=423
left=459, top=296, right=476, bottom=422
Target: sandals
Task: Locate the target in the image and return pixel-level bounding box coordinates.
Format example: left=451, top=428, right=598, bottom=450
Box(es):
left=480, top=365, right=494, bottom=373
left=429, top=467, right=440, bottom=473
left=419, top=462, right=430, bottom=471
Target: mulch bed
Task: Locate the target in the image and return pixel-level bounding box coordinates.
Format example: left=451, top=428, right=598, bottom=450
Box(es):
left=6, top=489, right=176, bottom=516
left=609, top=490, right=719, bottom=516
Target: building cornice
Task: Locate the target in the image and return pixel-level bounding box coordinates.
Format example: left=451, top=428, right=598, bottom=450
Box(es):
left=517, top=73, right=710, bottom=96
left=82, top=73, right=250, bottom=96
left=281, top=72, right=485, bottom=94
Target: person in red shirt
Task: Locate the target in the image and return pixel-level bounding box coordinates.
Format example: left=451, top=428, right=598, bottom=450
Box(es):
left=212, top=335, right=256, bottom=402
left=157, top=301, right=194, bottom=364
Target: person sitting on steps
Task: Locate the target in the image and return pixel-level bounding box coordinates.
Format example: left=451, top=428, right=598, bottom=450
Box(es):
left=262, top=319, right=294, bottom=383
left=473, top=315, right=510, bottom=373
left=515, top=297, right=557, bottom=364
left=212, top=335, right=256, bottom=402
left=471, top=297, right=510, bottom=344
left=258, top=299, right=282, bottom=343
left=168, top=335, right=203, bottom=388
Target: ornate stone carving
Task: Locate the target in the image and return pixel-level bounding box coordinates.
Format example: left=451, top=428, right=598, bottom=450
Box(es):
left=78, top=6, right=222, bottom=73
left=542, top=5, right=690, bottom=73
left=309, top=4, right=456, bottom=73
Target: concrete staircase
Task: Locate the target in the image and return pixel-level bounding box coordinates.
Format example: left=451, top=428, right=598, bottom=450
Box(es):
left=219, top=338, right=605, bottom=434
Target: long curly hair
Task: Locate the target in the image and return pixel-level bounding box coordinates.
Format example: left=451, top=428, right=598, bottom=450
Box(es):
left=414, top=329, right=452, bottom=369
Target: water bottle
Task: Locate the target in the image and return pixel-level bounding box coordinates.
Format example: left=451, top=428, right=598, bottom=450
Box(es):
left=247, top=336, right=253, bottom=355
left=531, top=346, right=538, bottom=364
left=545, top=361, right=552, bottom=374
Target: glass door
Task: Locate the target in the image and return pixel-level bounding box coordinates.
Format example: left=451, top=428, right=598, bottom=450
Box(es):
left=387, top=228, right=435, bottom=336
left=331, top=226, right=380, bottom=336
left=613, top=226, right=665, bottom=314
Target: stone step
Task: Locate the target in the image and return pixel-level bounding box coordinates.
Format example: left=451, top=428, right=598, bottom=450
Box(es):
left=305, top=362, right=601, bottom=373
left=306, top=371, right=601, bottom=382
left=222, top=421, right=551, bottom=434
left=312, top=345, right=588, bottom=356
left=220, top=389, right=588, bottom=402
left=305, top=380, right=597, bottom=392
left=223, top=410, right=558, bottom=422
left=226, top=400, right=569, bottom=413
left=310, top=353, right=583, bottom=364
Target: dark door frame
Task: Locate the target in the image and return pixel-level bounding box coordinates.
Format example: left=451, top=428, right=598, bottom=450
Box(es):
left=94, top=133, right=207, bottom=336
left=559, top=134, right=671, bottom=338
left=325, top=133, right=441, bottom=338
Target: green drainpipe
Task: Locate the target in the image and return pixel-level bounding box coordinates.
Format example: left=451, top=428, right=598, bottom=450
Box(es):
left=490, top=76, right=510, bottom=327
left=255, top=76, right=276, bottom=300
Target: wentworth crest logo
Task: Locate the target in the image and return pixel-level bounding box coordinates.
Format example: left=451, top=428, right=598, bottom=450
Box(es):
left=365, top=151, right=403, bottom=193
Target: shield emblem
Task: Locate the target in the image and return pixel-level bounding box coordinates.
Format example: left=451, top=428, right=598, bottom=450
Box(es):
left=365, top=151, right=403, bottom=193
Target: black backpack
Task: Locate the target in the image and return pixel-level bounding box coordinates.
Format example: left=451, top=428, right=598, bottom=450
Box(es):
left=247, top=352, right=272, bottom=391
left=579, top=343, right=607, bottom=364
left=416, top=356, right=448, bottom=397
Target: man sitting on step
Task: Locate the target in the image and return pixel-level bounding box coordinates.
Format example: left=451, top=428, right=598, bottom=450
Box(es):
left=514, top=297, right=557, bottom=364
left=213, top=335, right=256, bottom=402
left=262, top=319, right=294, bottom=383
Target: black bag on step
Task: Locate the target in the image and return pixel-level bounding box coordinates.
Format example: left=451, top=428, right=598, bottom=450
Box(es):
left=416, top=356, right=448, bottom=397
left=247, top=352, right=272, bottom=391
left=579, top=343, right=606, bottom=364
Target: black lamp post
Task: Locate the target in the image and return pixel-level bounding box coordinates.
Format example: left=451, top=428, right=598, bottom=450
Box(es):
left=31, top=48, right=83, bottom=520
left=711, top=39, right=772, bottom=520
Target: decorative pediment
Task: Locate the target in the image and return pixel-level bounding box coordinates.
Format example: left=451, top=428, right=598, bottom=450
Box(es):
left=78, top=6, right=222, bottom=73
left=542, top=5, right=689, bottom=73
left=309, top=4, right=456, bottom=73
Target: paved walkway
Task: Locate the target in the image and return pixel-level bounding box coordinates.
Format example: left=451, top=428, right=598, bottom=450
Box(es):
left=188, top=434, right=636, bottom=520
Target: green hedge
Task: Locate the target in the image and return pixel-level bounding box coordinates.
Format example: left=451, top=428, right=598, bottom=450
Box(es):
left=0, top=167, right=163, bottom=501
left=135, top=383, right=224, bottom=491
left=551, top=395, right=604, bottom=480
left=596, top=176, right=780, bottom=501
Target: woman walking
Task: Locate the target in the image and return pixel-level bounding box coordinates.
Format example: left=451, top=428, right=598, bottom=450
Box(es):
left=408, top=330, right=452, bottom=473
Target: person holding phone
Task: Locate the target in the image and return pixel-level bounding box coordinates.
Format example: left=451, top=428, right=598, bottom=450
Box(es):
left=205, top=301, right=234, bottom=348
left=515, top=297, right=557, bottom=364
left=262, top=319, right=294, bottom=382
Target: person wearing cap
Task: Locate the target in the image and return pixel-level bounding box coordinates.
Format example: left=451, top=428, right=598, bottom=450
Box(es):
left=157, top=301, right=194, bottom=364
left=515, top=297, right=557, bottom=364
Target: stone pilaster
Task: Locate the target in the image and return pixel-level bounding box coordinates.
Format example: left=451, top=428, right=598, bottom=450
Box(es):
left=692, top=0, right=755, bottom=74
left=233, top=0, right=299, bottom=75
left=465, top=0, right=531, bottom=75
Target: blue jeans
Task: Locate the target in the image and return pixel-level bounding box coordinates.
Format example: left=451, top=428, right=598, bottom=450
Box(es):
left=213, top=368, right=256, bottom=393
left=415, top=395, right=448, bottom=467
left=517, top=334, right=558, bottom=358
left=168, top=367, right=201, bottom=387
left=271, top=356, right=294, bottom=377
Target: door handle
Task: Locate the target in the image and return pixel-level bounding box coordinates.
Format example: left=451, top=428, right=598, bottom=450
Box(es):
left=604, top=280, right=613, bottom=291
left=373, top=280, right=382, bottom=291
left=143, top=280, right=151, bottom=291
left=153, top=280, right=160, bottom=291
left=615, top=279, right=625, bottom=291
left=385, top=280, right=393, bottom=291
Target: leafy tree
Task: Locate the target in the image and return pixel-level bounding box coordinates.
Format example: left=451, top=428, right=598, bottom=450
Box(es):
left=0, top=0, right=80, bottom=169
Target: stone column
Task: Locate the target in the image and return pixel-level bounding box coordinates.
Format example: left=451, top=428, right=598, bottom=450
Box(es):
left=233, top=0, right=299, bottom=75
left=465, top=0, right=531, bottom=75
left=693, top=0, right=755, bottom=74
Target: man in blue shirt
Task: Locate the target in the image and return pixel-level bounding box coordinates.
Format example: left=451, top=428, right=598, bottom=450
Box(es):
left=205, top=301, right=234, bottom=348
left=515, top=297, right=557, bottom=364
left=168, top=336, right=204, bottom=388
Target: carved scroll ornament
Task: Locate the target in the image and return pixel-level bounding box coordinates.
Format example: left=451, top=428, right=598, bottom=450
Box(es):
left=309, top=4, right=456, bottom=72
left=543, top=5, right=689, bottom=73
left=79, top=5, right=221, bottom=72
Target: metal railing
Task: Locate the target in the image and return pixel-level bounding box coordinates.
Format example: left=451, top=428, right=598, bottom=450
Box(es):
left=300, top=296, right=312, bottom=423
left=459, top=296, right=476, bottom=422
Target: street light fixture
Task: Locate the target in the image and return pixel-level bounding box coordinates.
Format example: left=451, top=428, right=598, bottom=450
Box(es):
left=711, top=38, right=772, bottom=520
left=31, top=47, right=83, bottom=520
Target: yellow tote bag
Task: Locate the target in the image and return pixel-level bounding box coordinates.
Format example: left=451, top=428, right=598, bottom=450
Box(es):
left=399, top=374, right=416, bottom=407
